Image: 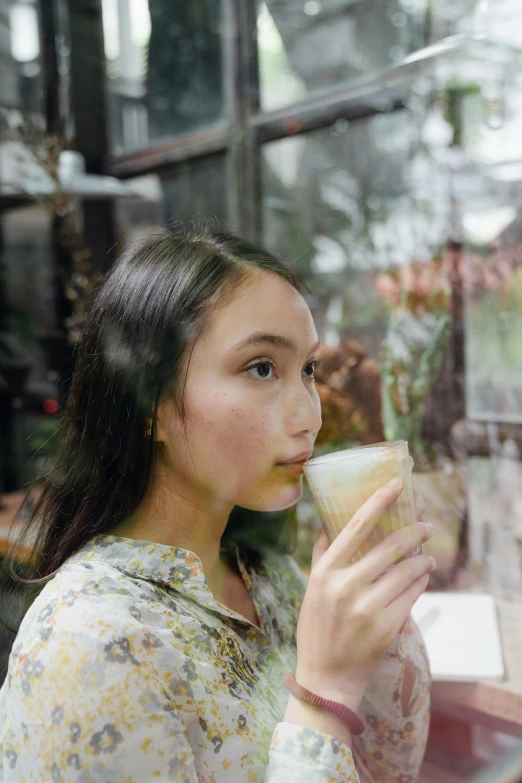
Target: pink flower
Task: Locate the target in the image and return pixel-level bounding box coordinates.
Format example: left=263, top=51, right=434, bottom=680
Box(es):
left=375, top=273, right=400, bottom=305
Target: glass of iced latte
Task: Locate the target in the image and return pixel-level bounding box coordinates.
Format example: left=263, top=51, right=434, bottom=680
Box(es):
left=304, top=440, right=420, bottom=564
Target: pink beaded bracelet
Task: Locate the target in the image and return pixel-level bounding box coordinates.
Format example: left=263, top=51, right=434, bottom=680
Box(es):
left=282, top=672, right=365, bottom=736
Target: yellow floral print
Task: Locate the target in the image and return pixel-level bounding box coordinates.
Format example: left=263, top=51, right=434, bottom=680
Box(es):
left=0, top=535, right=430, bottom=781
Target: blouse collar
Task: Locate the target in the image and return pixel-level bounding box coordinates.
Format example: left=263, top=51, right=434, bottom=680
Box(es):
left=65, top=534, right=270, bottom=636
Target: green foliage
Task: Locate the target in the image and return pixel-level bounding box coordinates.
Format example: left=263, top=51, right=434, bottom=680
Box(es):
left=380, top=307, right=451, bottom=469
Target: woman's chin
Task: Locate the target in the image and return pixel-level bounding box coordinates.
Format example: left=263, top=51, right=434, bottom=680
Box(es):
left=255, top=480, right=304, bottom=513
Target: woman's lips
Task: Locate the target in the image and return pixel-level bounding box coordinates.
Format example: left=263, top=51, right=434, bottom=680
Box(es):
left=276, top=460, right=309, bottom=475
left=276, top=451, right=312, bottom=475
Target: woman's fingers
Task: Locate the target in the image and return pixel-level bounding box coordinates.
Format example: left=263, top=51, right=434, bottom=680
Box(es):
left=386, top=570, right=432, bottom=636
left=353, top=522, right=433, bottom=584
left=319, top=479, right=405, bottom=570
left=368, top=551, right=435, bottom=608
left=311, top=529, right=330, bottom=571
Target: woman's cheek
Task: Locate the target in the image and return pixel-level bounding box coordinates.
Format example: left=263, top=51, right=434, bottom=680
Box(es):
left=189, top=380, right=280, bottom=462
left=227, top=411, right=275, bottom=460
left=188, top=400, right=263, bottom=467
left=215, top=387, right=275, bottom=437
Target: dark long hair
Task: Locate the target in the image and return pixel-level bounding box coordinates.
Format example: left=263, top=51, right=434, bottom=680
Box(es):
left=4, top=226, right=303, bottom=614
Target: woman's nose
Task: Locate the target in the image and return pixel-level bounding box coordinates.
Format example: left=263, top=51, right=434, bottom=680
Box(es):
left=286, top=384, right=322, bottom=437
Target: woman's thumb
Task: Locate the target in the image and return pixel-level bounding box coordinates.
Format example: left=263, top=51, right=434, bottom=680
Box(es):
left=311, top=528, right=330, bottom=571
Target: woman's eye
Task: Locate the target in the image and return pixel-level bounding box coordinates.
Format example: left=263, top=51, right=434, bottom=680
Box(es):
left=247, top=362, right=275, bottom=380
left=303, top=361, right=318, bottom=379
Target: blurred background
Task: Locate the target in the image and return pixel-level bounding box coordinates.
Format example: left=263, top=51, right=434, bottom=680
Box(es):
left=1, top=0, right=522, bottom=779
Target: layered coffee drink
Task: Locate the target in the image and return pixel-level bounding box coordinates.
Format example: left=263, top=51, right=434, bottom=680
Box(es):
left=304, top=440, right=419, bottom=564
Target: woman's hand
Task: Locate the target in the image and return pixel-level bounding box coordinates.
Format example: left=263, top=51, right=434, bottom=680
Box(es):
left=295, top=478, right=435, bottom=712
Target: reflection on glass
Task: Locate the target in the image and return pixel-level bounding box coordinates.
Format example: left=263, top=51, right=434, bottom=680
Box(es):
left=427, top=0, right=480, bottom=38
left=114, top=173, right=165, bottom=246
left=102, top=0, right=224, bottom=153
left=471, top=0, right=522, bottom=48
left=257, top=0, right=426, bottom=111
left=115, top=155, right=228, bottom=246
left=256, top=1, right=500, bottom=112
left=465, top=244, right=522, bottom=422
left=160, top=155, right=228, bottom=229
left=451, top=71, right=522, bottom=422
left=468, top=446, right=522, bottom=596
left=262, top=33, right=522, bottom=594
left=262, top=111, right=465, bottom=581
left=262, top=110, right=445, bottom=357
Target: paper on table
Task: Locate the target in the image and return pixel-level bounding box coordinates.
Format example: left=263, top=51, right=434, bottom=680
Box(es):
left=411, top=592, right=505, bottom=682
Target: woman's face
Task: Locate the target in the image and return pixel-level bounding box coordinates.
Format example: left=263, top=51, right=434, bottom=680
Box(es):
left=157, top=271, right=322, bottom=512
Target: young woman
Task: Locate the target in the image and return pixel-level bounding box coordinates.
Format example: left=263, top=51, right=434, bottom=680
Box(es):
left=0, top=228, right=434, bottom=782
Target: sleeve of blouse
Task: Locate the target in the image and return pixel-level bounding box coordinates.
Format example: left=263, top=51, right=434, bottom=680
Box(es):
left=266, top=724, right=361, bottom=783
left=351, top=614, right=431, bottom=783
left=0, top=625, right=199, bottom=782
left=274, top=555, right=430, bottom=783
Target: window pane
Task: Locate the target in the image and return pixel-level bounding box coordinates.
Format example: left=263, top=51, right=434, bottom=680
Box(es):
left=2, top=0, right=42, bottom=113
left=114, top=173, right=165, bottom=245
left=115, top=154, right=229, bottom=245
left=469, top=449, right=522, bottom=594
left=428, top=0, right=480, bottom=39
left=161, top=155, right=229, bottom=227
left=456, top=77, right=522, bottom=423
left=262, top=110, right=432, bottom=357
left=102, top=0, right=225, bottom=154
left=465, top=243, right=522, bottom=423
left=256, top=1, right=498, bottom=113
left=257, top=0, right=426, bottom=111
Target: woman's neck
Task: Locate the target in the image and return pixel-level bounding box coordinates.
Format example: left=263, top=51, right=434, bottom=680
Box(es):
left=111, top=476, right=234, bottom=590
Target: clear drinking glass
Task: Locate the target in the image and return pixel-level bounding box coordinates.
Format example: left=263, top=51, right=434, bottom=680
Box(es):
left=304, top=440, right=420, bottom=565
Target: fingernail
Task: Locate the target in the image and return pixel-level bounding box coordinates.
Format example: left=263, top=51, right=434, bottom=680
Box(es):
left=388, top=477, right=403, bottom=489
left=424, top=522, right=433, bottom=534
left=428, top=557, right=436, bottom=570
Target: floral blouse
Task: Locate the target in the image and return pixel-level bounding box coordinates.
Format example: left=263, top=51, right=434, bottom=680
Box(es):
left=0, top=535, right=430, bottom=782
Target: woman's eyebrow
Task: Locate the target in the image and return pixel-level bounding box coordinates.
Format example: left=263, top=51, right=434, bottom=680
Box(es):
left=230, top=332, right=320, bottom=355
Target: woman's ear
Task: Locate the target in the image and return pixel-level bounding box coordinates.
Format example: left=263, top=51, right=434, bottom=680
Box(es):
left=154, top=398, right=184, bottom=443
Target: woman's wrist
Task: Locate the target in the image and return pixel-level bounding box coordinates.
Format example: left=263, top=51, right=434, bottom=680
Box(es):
left=283, top=694, right=354, bottom=748
left=294, top=669, right=366, bottom=715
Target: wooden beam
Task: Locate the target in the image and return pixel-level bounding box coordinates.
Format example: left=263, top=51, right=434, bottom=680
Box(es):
left=235, top=0, right=262, bottom=240
left=250, top=86, right=405, bottom=144
left=108, top=124, right=229, bottom=179
left=66, top=0, right=109, bottom=173
left=65, top=0, right=115, bottom=274
left=38, top=0, right=65, bottom=136
left=223, top=0, right=241, bottom=231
